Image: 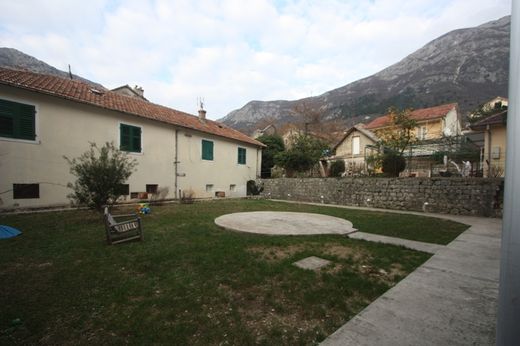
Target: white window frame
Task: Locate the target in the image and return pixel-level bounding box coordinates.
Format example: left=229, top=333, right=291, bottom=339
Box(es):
left=352, top=136, right=360, bottom=155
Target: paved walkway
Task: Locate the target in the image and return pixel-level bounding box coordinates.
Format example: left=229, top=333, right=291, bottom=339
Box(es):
left=318, top=208, right=501, bottom=346
left=349, top=231, right=445, bottom=254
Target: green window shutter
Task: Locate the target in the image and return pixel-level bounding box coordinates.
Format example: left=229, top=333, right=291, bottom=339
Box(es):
left=0, top=99, right=36, bottom=140
left=120, top=124, right=131, bottom=151
left=120, top=124, right=141, bottom=152
left=202, top=140, right=214, bottom=160
left=238, top=147, right=246, bottom=164
left=17, top=103, right=36, bottom=140
left=132, top=126, right=141, bottom=152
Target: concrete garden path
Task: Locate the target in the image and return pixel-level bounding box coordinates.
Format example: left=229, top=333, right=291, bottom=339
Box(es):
left=348, top=231, right=445, bottom=254
left=293, top=204, right=501, bottom=346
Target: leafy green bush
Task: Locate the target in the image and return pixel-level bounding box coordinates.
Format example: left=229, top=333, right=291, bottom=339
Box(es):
left=275, top=135, right=328, bottom=173
left=381, top=151, right=406, bottom=177
left=330, top=160, right=346, bottom=177
left=247, top=180, right=264, bottom=195
left=64, top=142, right=137, bottom=211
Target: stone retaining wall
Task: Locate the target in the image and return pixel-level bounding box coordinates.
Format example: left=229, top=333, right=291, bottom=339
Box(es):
left=259, top=177, right=504, bottom=217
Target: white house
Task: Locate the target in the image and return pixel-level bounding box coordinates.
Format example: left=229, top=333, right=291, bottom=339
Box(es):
left=0, top=67, right=264, bottom=209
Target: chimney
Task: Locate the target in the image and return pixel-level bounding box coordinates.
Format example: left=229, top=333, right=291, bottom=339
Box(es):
left=198, top=98, right=206, bottom=121
left=134, top=85, right=144, bottom=98
left=198, top=108, right=207, bottom=121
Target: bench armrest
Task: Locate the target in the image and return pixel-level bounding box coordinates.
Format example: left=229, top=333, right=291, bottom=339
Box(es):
left=112, top=213, right=138, bottom=218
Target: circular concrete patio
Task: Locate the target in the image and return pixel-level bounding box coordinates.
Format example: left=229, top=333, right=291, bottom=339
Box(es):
left=214, top=211, right=357, bottom=235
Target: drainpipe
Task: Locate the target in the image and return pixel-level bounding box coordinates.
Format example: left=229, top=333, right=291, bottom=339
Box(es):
left=486, top=124, right=492, bottom=177
left=497, top=1, right=520, bottom=344
left=257, top=148, right=260, bottom=178
left=174, top=129, right=178, bottom=199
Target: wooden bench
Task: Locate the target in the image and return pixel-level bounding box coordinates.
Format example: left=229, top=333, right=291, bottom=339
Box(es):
left=104, top=207, right=143, bottom=245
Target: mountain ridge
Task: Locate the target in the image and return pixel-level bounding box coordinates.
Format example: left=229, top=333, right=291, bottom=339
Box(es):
left=221, top=16, right=510, bottom=133
left=0, top=47, right=105, bottom=89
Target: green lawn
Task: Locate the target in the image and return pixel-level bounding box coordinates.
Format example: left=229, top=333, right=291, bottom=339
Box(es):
left=0, top=199, right=468, bottom=345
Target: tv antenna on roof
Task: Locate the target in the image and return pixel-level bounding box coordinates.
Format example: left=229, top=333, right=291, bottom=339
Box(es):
left=68, top=64, right=73, bottom=80
left=198, top=97, right=205, bottom=110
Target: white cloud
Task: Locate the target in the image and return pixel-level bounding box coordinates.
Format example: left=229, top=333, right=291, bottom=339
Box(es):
left=0, top=0, right=512, bottom=120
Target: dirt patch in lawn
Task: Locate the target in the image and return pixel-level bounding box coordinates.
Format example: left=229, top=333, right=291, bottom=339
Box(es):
left=248, top=242, right=369, bottom=263
left=247, top=244, right=308, bottom=262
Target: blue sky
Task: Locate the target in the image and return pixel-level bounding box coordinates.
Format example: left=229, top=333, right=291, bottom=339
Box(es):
left=0, top=0, right=511, bottom=120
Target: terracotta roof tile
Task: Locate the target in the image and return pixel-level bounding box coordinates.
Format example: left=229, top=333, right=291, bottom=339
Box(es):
left=0, top=67, right=264, bottom=147
left=365, top=103, right=458, bottom=129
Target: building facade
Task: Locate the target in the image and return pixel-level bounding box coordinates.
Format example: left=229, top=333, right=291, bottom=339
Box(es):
left=471, top=111, right=507, bottom=177
left=0, top=68, right=263, bottom=209
left=328, top=125, right=379, bottom=175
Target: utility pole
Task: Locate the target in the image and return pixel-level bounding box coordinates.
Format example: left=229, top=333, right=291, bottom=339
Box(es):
left=497, top=2, right=520, bottom=344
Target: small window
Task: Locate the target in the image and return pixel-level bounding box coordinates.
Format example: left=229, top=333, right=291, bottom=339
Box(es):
left=146, top=184, right=158, bottom=194
left=230, top=184, right=236, bottom=192
left=13, top=184, right=39, bottom=199
left=417, top=126, right=427, bottom=140
left=238, top=147, right=246, bottom=164
left=202, top=140, right=214, bottom=160
left=0, top=99, right=36, bottom=140
left=352, top=136, right=360, bottom=155
left=120, top=123, right=141, bottom=153
left=117, top=184, right=130, bottom=195
left=206, top=184, right=214, bottom=192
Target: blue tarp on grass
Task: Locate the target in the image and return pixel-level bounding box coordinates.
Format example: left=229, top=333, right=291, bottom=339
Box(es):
left=0, top=225, right=22, bottom=239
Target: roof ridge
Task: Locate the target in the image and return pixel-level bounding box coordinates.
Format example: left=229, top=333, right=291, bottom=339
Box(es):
left=365, top=103, right=458, bottom=129
left=0, top=66, right=264, bottom=147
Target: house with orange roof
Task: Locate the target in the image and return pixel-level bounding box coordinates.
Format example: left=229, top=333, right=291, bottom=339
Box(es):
left=0, top=67, right=264, bottom=209
left=359, top=103, right=463, bottom=177
left=364, top=103, right=462, bottom=140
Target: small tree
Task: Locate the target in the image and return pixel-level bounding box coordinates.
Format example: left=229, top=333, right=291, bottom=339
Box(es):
left=378, top=107, right=417, bottom=155
left=257, top=134, right=285, bottom=178
left=64, top=142, right=138, bottom=211
left=275, top=134, right=328, bottom=174
left=375, top=107, right=417, bottom=177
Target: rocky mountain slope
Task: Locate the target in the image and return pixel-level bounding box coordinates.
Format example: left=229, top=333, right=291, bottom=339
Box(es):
left=221, top=16, right=510, bottom=132
left=0, top=47, right=104, bottom=89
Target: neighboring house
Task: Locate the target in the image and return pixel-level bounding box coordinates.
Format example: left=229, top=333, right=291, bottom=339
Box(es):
left=327, top=125, right=379, bottom=175
left=364, top=103, right=463, bottom=177
left=468, top=96, right=508, bottom=124
left=365, top=103, right=462, bottom=140
left=252, top=124, right=277, bottom=139
left=479, top=96, right=508, bottom=113
left=280, top=124, right=302, bottom=148
left=470, top=110, right=507, bottom=177
left=0, top=67, right=264, bottom=209
left=111, top=84, right=148, bottom=101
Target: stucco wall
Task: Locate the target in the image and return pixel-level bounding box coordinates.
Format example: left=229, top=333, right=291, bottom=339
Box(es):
left=260, top=177, right=503, bottom=217
left=176, top=129, right=261, bottom=199
left=0, top=85, right=260, bottom=209
left=416, top=120, right=442, bottom=140
left=335, top=129, right=374, bottom=158
left=483, top=126, right=507, bottom=177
